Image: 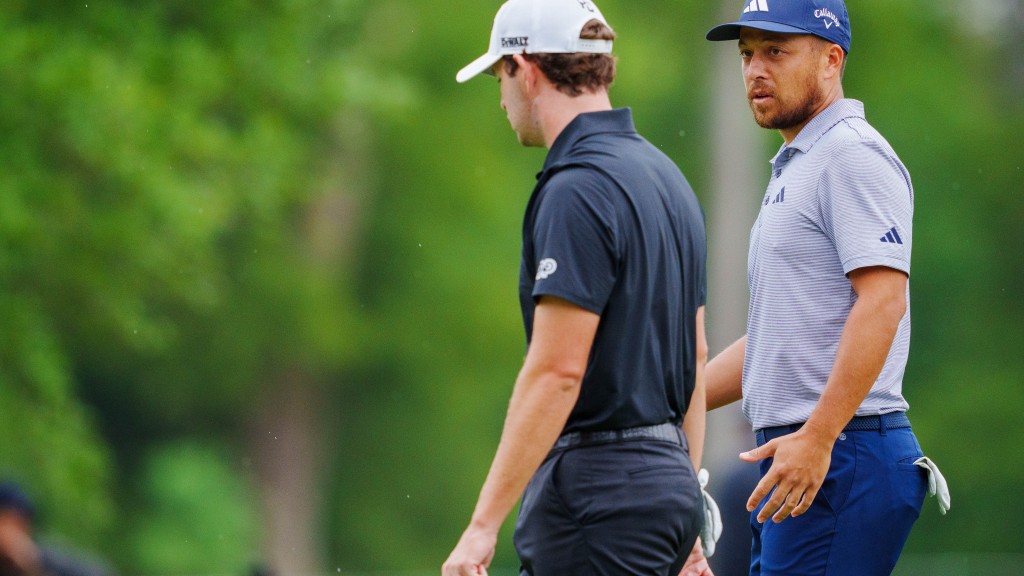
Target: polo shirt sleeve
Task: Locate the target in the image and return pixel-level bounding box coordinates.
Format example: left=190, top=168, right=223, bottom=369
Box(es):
left=818, top=140, right=913, bottom=276
left=530, top=168, right=618, bottom=314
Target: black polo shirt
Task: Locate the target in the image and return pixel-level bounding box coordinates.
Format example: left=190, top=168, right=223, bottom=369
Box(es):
left=520, top=108, right=707, bottom=434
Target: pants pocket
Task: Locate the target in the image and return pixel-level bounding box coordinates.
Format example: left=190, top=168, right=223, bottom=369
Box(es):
left=815, top=433, right=856, bottom=514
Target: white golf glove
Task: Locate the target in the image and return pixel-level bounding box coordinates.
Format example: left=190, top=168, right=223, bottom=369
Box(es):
left=697, top=468, right=723, bottom=557
left=913, top=456, right=950, bottom=515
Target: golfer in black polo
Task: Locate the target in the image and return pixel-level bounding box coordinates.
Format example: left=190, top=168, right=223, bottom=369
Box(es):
left=443, top=1, right=709, bottom=575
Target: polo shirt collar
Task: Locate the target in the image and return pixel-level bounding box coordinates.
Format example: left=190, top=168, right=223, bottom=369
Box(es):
left=541, top=108, right=636, bottom=175
left=771, top=98, right=865, bottom=167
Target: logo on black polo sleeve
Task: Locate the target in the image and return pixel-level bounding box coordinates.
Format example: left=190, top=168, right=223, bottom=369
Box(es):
left=536, top=258, right=558, bottom=280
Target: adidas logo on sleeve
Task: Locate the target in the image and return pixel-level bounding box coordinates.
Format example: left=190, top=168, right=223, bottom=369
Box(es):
left=879, top=226, right=904, bottom=245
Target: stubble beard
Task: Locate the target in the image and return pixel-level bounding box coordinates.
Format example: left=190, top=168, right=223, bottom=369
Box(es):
left=750, top=79, right=824, bottom=131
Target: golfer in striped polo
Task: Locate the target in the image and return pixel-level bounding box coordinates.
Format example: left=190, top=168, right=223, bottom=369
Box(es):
left=692, top=0, right=950, bottom=575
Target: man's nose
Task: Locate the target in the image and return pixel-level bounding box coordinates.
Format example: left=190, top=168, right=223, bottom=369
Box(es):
left=744, top=52, right=768, bottom=80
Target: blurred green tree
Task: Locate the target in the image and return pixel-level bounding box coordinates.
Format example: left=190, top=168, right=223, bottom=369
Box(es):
left=0, top=0, right=408, bottom=571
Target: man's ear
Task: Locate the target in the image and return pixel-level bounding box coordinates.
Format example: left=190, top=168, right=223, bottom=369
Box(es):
left=512, top=53, right=540, bottom=94
left=823, top=43, right=844, bottom=80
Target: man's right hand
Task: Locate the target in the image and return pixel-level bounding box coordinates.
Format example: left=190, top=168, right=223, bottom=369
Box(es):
left=441, top=525, right=496, bottom=576
left=741, top=426, right=833, bottom=523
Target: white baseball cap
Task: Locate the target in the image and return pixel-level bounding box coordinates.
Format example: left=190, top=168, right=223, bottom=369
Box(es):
left=455, top=0, right=613, bottom=83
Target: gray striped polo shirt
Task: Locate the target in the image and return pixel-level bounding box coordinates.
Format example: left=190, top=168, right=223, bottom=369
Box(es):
left=743, top=99, right=914, bottom=430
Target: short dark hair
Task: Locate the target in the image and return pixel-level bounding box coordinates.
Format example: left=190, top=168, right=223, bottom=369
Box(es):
left=502, top=19, right=617, bottom=97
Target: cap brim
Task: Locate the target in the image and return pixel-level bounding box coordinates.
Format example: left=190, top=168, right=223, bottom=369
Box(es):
left=706, top=20, right=811, bottom=42
left=456, top=52, right=502, bottom=83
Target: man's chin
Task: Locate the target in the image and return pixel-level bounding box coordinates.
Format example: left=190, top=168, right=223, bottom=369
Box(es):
left=749, top=107, right=776, bottom=130
left=751, top=107, right=812, bottom=132
left=516, top=133, right=544, bottom=148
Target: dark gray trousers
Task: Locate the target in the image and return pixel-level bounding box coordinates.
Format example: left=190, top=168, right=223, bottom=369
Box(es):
left=514, top=438, right=703, bottom=576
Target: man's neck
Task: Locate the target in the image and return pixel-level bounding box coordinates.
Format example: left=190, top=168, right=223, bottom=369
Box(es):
left=538, top=89, right=613, bottom=149
left=779, top=85, right=844, bottom=145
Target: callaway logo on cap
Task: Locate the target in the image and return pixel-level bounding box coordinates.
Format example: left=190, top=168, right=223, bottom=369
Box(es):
left=456, top=0, right=614, bottom=83
left=705, top=0, right=852, bottom=53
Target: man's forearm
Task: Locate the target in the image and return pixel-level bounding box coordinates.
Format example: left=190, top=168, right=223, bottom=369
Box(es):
left=443, top=298, right=599, bottom=574
left=706, top=335, right=745, bottom=410
left=682, top=375, right=706, bottom=471
left=469, top=366, right=581, bottom=531
left=682, top=306, right=708, bottom=469
left=804, top=271, right=907, bottom=440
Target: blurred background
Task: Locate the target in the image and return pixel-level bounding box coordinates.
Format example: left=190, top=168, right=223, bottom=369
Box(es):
left=0, top=0, right=1021, bottom=575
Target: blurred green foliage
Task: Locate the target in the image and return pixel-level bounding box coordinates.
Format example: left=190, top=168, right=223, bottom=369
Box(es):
left=0, top=0, right=1021, bottom=573
left=127, top=441, right=260, bottom=574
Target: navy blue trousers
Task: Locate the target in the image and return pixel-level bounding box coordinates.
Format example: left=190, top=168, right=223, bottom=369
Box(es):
left=514, top=439, right=703, bottom=576
left=749, top=424, right=928, bottom=576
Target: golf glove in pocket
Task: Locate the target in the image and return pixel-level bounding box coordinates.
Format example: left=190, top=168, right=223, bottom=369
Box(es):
left=697, top=468, right=723, bottom=557
left=914, top=456, right=950, bottom=515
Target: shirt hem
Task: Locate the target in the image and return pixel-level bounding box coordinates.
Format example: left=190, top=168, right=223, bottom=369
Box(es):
left=531, top=288, right=605, bottom=316
left=842, top=255, right=910, bottom=276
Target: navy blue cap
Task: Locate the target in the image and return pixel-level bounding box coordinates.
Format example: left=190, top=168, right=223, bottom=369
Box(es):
left=706, top=0, right=851, bottom=53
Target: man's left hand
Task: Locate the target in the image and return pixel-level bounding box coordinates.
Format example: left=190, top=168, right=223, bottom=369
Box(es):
left=678, top=538, right=713, bottom=576
left=740, top=427, right=833, bottom=523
